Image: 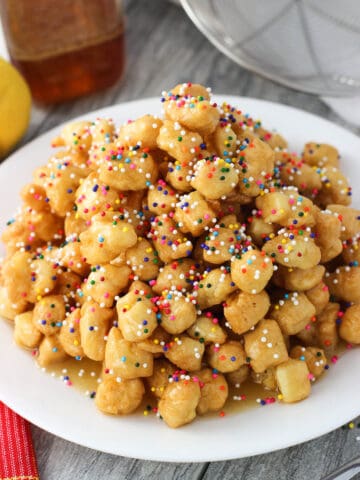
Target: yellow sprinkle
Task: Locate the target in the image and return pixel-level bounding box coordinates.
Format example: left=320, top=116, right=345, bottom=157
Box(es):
left=146, top=248, right=153, bottom=253
left=74, top=340, right=79, bottom=346
left=36, top=295, right=42, bottom=301
left=160, top=368, right=165, bottom=373
left=122, top=227, right=128, bottom=232
left=281, top=239, right=287, bottom=244
left=143, top=410, right=149, bottom=416
left=153, top=339, right=159, bottom=345
left=349, top=422, right=355, bottom=429
left=151, top=387, right=155, bottom=392
left=274, top=305, right=279, bottom=310
left=278, top=394, right=283, bottom=400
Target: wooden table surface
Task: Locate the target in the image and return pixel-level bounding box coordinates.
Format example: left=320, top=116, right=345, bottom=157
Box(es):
left=13, top=1, right=360, bottom=478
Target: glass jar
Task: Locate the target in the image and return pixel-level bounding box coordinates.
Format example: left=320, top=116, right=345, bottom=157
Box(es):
left=0, top=0, right=125, bottom=104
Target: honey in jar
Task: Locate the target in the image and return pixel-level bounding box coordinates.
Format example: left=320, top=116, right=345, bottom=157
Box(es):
left=0, top=0, right=125, bottom=104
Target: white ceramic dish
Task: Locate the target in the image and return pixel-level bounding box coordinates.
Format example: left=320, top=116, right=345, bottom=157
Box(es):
left=0, top=96, right=359, bottom=462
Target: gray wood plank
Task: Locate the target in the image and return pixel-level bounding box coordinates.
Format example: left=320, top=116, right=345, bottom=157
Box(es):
left=10, top=0, right=360, bottom=478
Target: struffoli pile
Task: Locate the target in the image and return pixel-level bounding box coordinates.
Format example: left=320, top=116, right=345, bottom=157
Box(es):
left=2, top=83, right=360, bottom=428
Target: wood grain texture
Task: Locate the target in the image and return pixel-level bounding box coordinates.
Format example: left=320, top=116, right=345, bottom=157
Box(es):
left=12, top=0, right=360, bottom=478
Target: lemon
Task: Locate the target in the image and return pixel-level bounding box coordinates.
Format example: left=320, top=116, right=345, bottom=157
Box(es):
left=0, top=57, right=31, bottom=158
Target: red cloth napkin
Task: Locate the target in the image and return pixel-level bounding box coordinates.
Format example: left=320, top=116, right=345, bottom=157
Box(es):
left=0, top=402, right=39, bottom=480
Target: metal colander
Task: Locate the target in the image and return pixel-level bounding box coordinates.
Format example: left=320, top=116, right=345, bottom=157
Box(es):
left=181, top=0, right=360, bottom=96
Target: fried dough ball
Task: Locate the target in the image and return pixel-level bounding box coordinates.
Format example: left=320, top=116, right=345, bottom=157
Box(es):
left=275, top=151, right=322, bottom=195
left=37, top=335, right=68, bottom=367
left=174, top=191, right=217, bottom=237
left=95, top=376, right=145, bottom=415
left=270, top=292, right=316, bottom=335
left=195, top=368, right=228, bottom=415
left=84, top=264, right=130, bottom=307
left=224, top=289, right=270, bottom=335
left=191, top=157, right=239, bottom=200
left=149, top=215, right=193, bottom=263
left=105, top=327, right=153, bottom=379
left=339, top=304, right=360, bottom=344
left=116, top=287, right=157, bottom=342
left=159, top=293, right=197, bottom=334
left=209, top=124, right=238, bottom=157
left=59, top=308, right=84, bottom=358
left=158, top=378, right=201, bottom=428
left=237, top=137, right=275, bottom=197
left=290, top=345, right=327, bottom=379
left=51, top=120, right=92, bottom=153
left=147, top=180, right=178, bottom=215
left=79, top=214, right=137, bottom=265
left=32, top=295, right=65, bottom=336
left=276, top=359, right=311, bottom=403
left=137, top=326, right=171, bottom=354
left=206, top=341, right=246, bottom=373
left=118, top=115, right=163, bottom=149
left=225, top=365, right=250, bottom=387
left=317, top=167, right=351, bottom=207
left=157, top=120, right=203, bottom=164
left=98, top=145, right=157, bottom=191
left=316, top=302, right=340, bottom=351
left=56, top=241, right=90, bottom=276
left=195, top=266, right=237, bottom=309
left=303, top=142, right=339, bottom=168
left=247, top=216, right=277, bottom=247
left=164, top=335, right=204, bottom=371
left=305, top=281, right=329, bottom=315
left=0, top=286, right=28, bottom=321
left=80, top=301, right=113, bottom=361
left=325, top=266, right=360, bottom=303
left=313, top=209, right=342, bottom=263
left=272, top=265, right=325, bottom=292
left=262, top=229, right=321, bottom=270
left=187, top=314, right=227, bottom=344
left=244, top=319, right=288, bottom=373
left=153, top=258, right=197, bottom=295
left=64, top=212, right=87, bottom=238
left=124, top=238, right=160, bottom=281
left=327, top=204, right=360, bottom=241
left=14, top=311, right=42, bottom=349
left=231, top=249, right=273, bottom=294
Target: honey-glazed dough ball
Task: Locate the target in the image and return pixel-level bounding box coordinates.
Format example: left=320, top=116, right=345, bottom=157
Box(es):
left=147, top=180, right=178, bottom=215
left=165, top=335, right=204, bottom=371
left=157, top=120, right=203, bottom=164
left=244, top=319, right=289, bottom=373
left=125, top=238, right=160, bottom=281
left=146, top=358, right=175, bottom=399
left=255, top=189, right=316, bottom=228
left=75, top=173, right=120, bottom=221
left=116, top=288, right=157, bottom=342
left=89, top=118, right=115, bottom=146
left=190, top=157, right=239, bottom=200
left=195, top=368, right=228, bottom=415
left=275, top=151, right=322, bottom=195
left=169, top=82, right=211, bottom=101
left=316, top=302, right=340, bottom=351
left=54, top=271, right=82, bottom=303
left=158, top=378, right=201, bottom=428
left=275, top=359, right=311, bottom=403
left=187, top=314, right=227, bottom=344
left=247, top=216, right=277, bottom=247
left=2, top=251, right=56, bottom=304
left=165, top=159, right=194, bottom=193
left=14, top=311, right=42, bottom=349
left=317, top=167, right=351, bottom=207
left=84, top=264, right=130, bottom=308
left=137, top=327, right=171, bottom=354
left=305, top=281, right=329, bottom=315
left=313, top=209, right=342, bottom=263
left=208, top=123, right=237, bottom=158
left=37, top=335, right=68, bottom=367
left=270, top=292, right=316, bottom=335
left=149, top=215, right=193, bottom=263
left=55, top=241, right=89, bottom=276
left=201, top=222, right=245, bottom=265
left=0, top=286, right=28, bottom=321
left=104, top=327, right=153, bottom=379
left=59, top=308, right=84, bottom=358
left=159, top=293, right=197, bottom=335
left=237, top=137, right=275, bottom=197
left=325, top=266, right=360, bottom=303
left=51, top=120, right=92, bottom=153
left=164, top=90, right=219, bottom=136
left=118, top=115, right=163, bottom=149
left=64, top=212, right=87, bottom=238
left=174, top=191, right=217, bottom=237
left=327, top=204, right=360, bottom=241
left=79, top=214, right=137, bottom=265
left=153, top=258, right=198, bottom=295
left=206, top=341, right=246, bottom=373
left=290, top=345, right=327, bottom=379
left=80, top=301, right=113, bottom=361
left=262, top=229, right=321, bottom=270
left=20, top=183, right=49, bottom=212
left=98, top=144, right=157, bottom=191
left=33, top=295, right=66, bottom=336
left=225, top=365, right=250, bottom=387
left=231, top=249, right=273, bottom=294
left=195, top=266, right=237, bottom=309
left=272, top=265, right=325, bottom=292
left=224, top=290, right=270, bottom=335
left=342, top=239, right=360, bottom=265
left=303, top=142, right=339, bottom=168
left=339, top=304, right=360, bottom=344
left=95, top=376, right=144, bottom=415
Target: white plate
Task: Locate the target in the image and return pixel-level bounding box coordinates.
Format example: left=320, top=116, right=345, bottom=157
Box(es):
left=1, top=96, right=360, bottom=462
